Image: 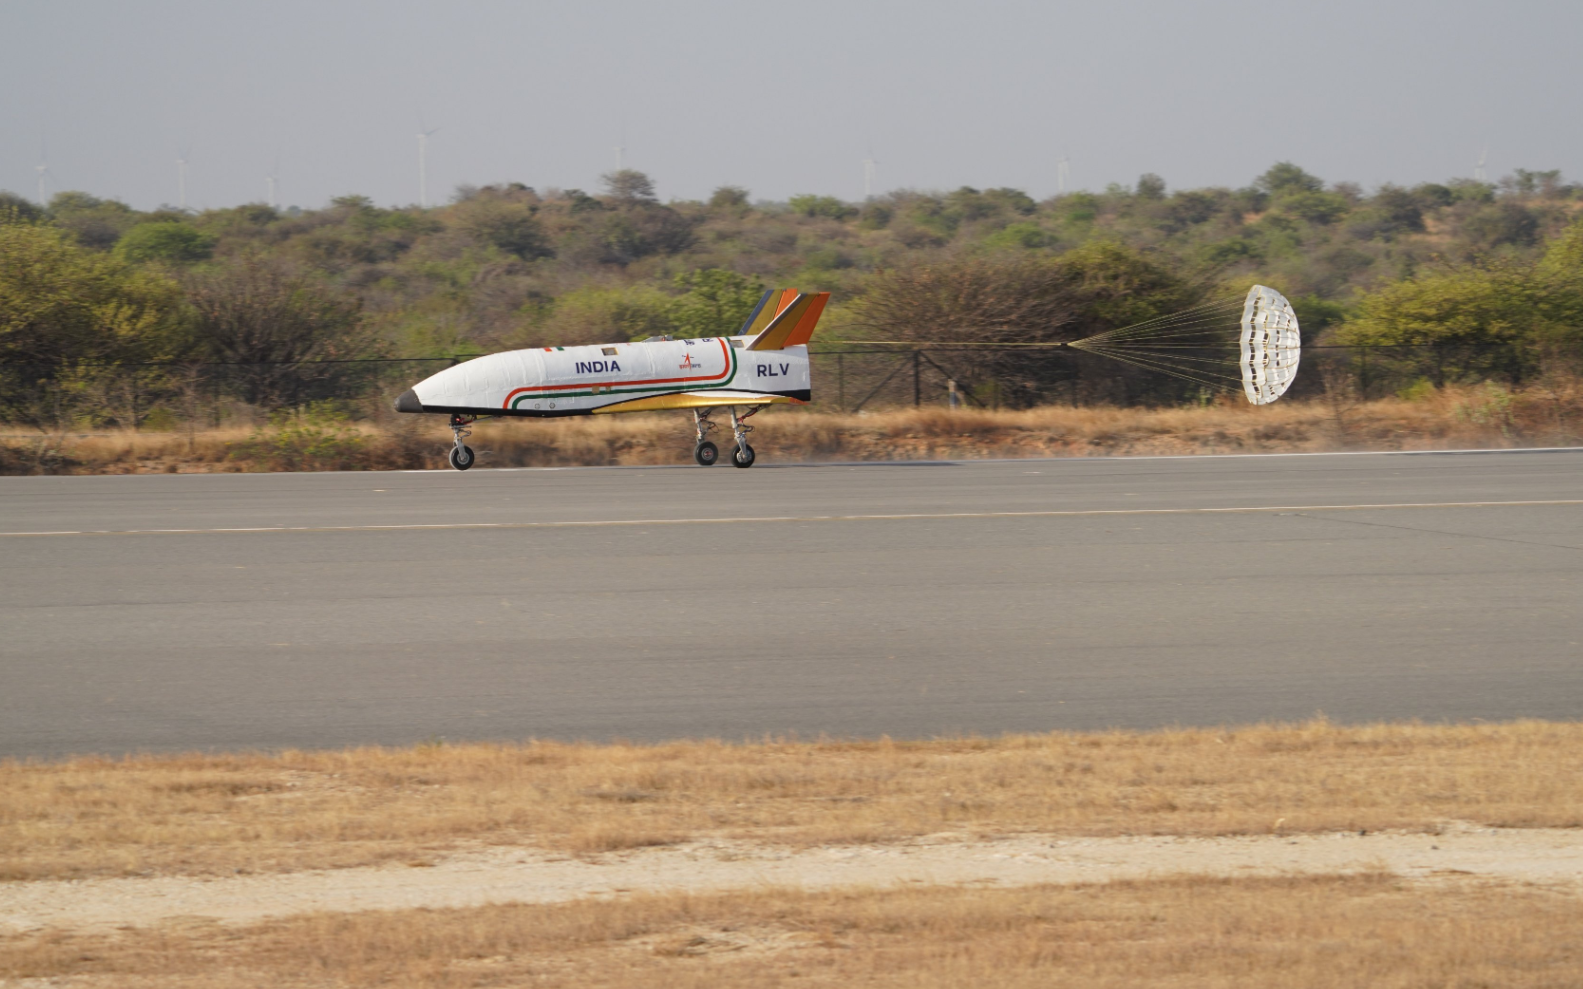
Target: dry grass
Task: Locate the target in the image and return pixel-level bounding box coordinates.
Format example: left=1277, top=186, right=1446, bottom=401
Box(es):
left=5, top=720, right=1582, bottom=882
left=5, top=873, right=1581, bottom=987
left=3, top=379, right=1581, bottom=474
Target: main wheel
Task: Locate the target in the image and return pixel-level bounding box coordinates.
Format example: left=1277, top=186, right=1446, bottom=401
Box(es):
left=448, top=445, right=475, bottom=471
left=693, top=441, right=719, bottom=466
left=732, top=443, right=756, bottom=468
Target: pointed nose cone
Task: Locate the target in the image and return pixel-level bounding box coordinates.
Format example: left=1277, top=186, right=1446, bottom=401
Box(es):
left=394, top=388, right=424, bottom=413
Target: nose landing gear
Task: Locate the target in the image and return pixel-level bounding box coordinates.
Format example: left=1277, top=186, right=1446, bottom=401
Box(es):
left=448, top=414, right=476, bottom=471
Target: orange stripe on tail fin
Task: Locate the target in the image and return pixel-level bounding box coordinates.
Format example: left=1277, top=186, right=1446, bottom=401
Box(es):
left=780, top=292, right=828, bottom=348
left=747, top=291, right=829, bottom=350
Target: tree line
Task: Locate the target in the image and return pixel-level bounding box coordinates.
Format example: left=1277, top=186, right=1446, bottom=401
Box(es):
left=1, top=162, right=1580, bottom=425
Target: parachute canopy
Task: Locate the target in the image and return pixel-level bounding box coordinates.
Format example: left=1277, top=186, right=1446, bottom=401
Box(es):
left=1239, top=284, right=1301, bottom=405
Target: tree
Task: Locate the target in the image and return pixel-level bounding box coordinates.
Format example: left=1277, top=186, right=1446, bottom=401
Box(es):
left=184, top=258, right=369, bottom=408
left=566, top=206, right=695, bottom=266
left=0, top=224, right=190, bottom=423
left=1338, top=219, right=1583, bottom=383
left=600, top=169, right=657, bottom=204
left=0, top=225, right=188, bottom=367
left=1462, top=202, right=1540, bottom=250
left=1366, top=185, right=1426, bottom=236
left=455, top=197, right=553, bottom=260
left=1337, top=264, right=1539, bottom=385
left=851, top=256, right=1082, bottom=405
left=1276, top=191, right=1350, bottom=225
left=708, top=186, right=750, bottom=209
left=116, top=222, right=216, bottom=264
left=669, top=268, right=766, bottom=338
left=0, top=192, right=45, bottom=225
left=788, top=194, right=856, bottom=220
left=1136, top=174, right=1166, bottom=200
left=1256, top=162, right=1324, bottom=198
left=47, top=191, right=138, bottom=250
left=983, top=188, right=1038, bottom=215
left=1053, top=241, right=1204, bottom=336
left=523, top=284, right=674, bottom=347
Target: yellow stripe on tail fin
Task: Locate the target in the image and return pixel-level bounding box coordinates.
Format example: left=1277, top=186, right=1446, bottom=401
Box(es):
left=747, top=291, right=829, bottom=350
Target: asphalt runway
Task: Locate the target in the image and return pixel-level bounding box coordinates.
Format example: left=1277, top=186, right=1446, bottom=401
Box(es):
left=3, top=449, right=1582, bottom=759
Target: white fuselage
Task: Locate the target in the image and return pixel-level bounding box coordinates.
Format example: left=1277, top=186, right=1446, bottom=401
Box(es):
left=406, top=335, right=812, bottom=417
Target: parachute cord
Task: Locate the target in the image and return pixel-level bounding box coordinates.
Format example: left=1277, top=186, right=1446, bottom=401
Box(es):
left=1072, top=345, right=1245, bottom=391
left=1081, top=348, right=1246, bottom=384
left=1079, top=348, right=1246, bottom=371
left=1086, top=309, right=1249, bottom=342
left=1078, top=295, right=1243, bottom=340
left=1075, top=297, right=1245, bottom=346
left=1076, top=302, right=1246, bottom=346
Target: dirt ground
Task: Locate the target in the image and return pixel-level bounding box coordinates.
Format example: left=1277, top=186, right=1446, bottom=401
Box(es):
left=6, top=380, right=1583, bottom=474
left=5, top=825, right=1580, bottom=935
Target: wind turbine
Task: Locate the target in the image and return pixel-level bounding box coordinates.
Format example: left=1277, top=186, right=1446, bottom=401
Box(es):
left=1056, top=155, right=1071, bottom=195
left=1474, top=145, right=1488, bottom=183
left=176, top=145, right=191, bottom=210
left=417, top=120, right=440, bottom=207
left=614, top=123, right=626, bottom=172
left=265, top=160, right=280, bottom=209
left=35, top=138, right=52, bottom=205
left=862, top=148, right=879, bottom=199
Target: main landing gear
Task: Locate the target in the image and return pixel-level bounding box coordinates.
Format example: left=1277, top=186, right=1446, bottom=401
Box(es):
left=691, top=407, right=758, bottom=467
left=448, top=414, right=476, bottom=471
left=692, top=408, right=719, bottom=465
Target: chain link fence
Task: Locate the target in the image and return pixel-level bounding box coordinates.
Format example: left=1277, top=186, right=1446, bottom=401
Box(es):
left=809, top=342, right=1536, bottom=412
left=0, top=342, right=1543, bottom=430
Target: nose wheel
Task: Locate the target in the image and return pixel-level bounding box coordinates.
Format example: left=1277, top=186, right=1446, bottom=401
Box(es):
left=447, top=414, right=477, bottom=471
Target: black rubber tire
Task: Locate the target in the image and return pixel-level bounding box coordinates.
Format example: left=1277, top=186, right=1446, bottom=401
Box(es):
left=693, top=441, right=718, bottom=466
left=448, top=445, right=475, bottom=471
left=732, top=443, right=756, bottom=468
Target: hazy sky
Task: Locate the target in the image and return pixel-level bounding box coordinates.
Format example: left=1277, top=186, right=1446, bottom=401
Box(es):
left=4, top=0, right=1579, bottom=211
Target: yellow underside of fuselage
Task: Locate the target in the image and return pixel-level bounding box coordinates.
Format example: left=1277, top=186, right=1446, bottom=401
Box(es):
left=591, top=392, right=799, bottom=414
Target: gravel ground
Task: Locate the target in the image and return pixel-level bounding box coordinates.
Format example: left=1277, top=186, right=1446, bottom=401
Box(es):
left=5, top=825, right=1581, bottom=933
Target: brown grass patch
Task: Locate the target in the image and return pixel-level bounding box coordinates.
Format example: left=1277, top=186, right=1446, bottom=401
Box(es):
left=4, top=874, right=1581, bottom=987
left=4, top=379, right=1581, bottom=474
left=4, top=720, right=1582, bottom=881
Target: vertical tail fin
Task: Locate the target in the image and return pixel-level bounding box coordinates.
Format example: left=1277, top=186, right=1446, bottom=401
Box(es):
left=736, top=288, right=798, bottom=339
left=745, top=289, right=829, bottom=350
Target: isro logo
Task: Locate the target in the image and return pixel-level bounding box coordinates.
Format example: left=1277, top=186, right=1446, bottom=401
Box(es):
left=679, top=353, right=700, bottom=370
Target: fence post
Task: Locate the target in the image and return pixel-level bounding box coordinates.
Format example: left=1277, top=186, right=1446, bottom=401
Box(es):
left=837, top=352, right=845, bottom=411
left=913, top=350, right=921, bottom=407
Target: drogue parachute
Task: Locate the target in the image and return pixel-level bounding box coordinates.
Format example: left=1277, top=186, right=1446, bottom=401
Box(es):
left=1238, top=285, right=1301, bottom=404
left=1067, top=284, right=1301, bottom=404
